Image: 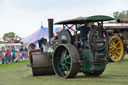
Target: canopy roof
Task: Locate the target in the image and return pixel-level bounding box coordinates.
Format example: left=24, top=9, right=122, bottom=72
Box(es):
left=55, top=15, right=114, bottom=24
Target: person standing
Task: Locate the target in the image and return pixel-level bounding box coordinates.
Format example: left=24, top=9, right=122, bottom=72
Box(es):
left=19, top=46, right=24, bottom=60
left=5, top=47, right=11, bottom=64
left=1, top=47, right=6, bottom=64
left=24, top=47, right=28, bottom=58
left=11, top=46, right=17, bottom=62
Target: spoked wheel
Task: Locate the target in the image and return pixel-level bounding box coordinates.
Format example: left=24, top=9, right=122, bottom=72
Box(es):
left=53, top=44, right=80, bottom=78
left=83, top=70, right=105, bottom=77
left=108, top=36, right=124, bottom=62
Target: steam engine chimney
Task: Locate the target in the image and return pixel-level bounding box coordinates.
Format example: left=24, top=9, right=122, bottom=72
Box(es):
left=48, top=19, right=54, bottom=44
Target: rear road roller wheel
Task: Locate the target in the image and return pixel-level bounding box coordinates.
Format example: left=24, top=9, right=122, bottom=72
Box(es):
left=53, top=44, right=80, bottom=78
left=108, top=36, right=124, bottom=62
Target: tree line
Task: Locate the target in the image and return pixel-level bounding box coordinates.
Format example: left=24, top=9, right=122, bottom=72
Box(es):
left=0, top=32, right=21, bottom=43
left=113, top=10, right=128, bottom=20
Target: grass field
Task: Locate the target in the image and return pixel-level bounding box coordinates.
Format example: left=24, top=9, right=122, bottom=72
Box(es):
left=0, top=55, right=128, bottom=85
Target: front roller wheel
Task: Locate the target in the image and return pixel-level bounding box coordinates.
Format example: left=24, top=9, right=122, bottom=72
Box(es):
left=53, top=44, right=80, bottom=78
left=108, top=36, right=124, bottom=62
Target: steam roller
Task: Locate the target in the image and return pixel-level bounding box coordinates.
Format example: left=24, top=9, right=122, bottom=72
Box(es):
left=104, top=19, right=128, bottom=62
left=28, top=15, right=114, bottom=78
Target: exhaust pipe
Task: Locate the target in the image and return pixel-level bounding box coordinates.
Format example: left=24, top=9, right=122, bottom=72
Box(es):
left=48, top=19, right=54, bottom=44
left=117, top=19, right=128, bottom=23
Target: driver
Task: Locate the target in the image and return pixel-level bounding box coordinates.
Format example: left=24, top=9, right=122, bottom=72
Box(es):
left=98, top=22, right=104, bottom=38
left=78, top=23, right=89, bottom=48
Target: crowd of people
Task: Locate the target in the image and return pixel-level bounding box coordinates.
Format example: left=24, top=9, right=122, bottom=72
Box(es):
left=0, top=45, right=28, bottom=64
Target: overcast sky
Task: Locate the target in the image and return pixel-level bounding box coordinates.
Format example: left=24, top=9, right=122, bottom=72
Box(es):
left=0, top=0, right=128, bottom=38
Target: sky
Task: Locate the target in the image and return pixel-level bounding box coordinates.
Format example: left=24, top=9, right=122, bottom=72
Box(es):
left=0, top=0, right=128, bottom=38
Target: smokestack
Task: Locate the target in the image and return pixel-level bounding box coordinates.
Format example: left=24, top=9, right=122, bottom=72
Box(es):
left=117, top=19, right=128, bottom=23
left=48, top=19, right=54, bottom=44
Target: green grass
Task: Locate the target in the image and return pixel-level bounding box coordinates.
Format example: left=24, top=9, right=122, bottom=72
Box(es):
left=0, top=56, right=128, bottom=85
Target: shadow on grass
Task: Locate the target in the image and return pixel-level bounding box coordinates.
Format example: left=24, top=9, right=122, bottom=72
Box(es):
left=121, top=58, right=128, bottom=62
left=25, top=74, right=56, bottom=80
left=73, top=73, right=128, bottom=80
left=108, top=58, right=128, bottom=64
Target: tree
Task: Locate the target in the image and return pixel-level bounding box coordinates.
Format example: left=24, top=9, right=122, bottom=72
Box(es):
left=3, top=32, right=16, bottom=42
left=113, top=10, right=128, bottom=20
left=0, top=41, right=4, bottom=44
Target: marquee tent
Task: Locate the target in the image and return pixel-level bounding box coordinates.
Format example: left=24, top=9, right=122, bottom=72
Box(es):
left=22, top=25, right=63, bottom=45
left=23, top=25, right=49, bottom=45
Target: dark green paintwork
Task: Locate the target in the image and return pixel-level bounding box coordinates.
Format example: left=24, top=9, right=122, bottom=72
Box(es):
left=60, top=49, right=71, bottom=75
left=55, top=15, right=114, bottom=24
left=80, top=49, right=94, bottom=71
left=87, top=15, right=114, bottom=21
left=80, top=44, right=106, bottom=72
